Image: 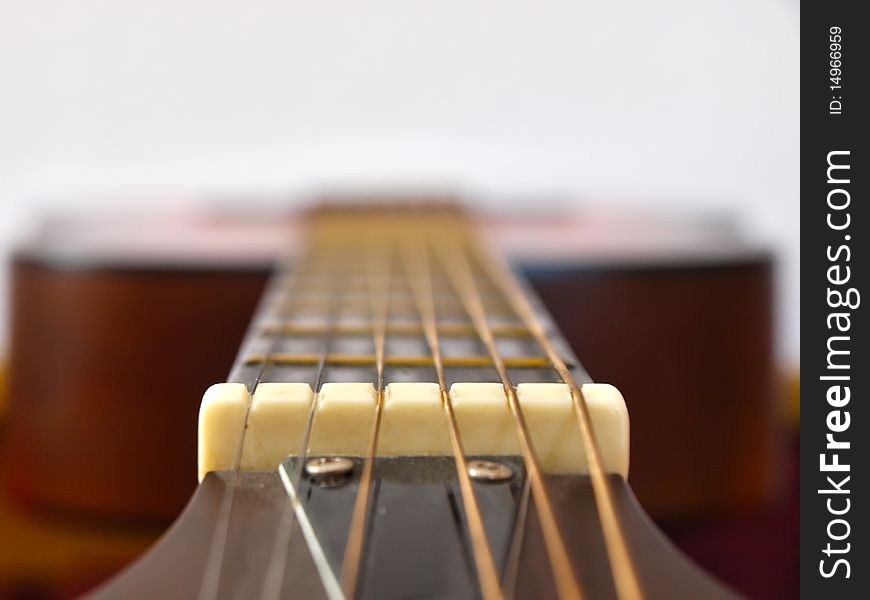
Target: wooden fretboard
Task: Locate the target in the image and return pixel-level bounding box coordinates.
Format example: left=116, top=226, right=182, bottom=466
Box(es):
left=228, top=204, right=588, bottom=398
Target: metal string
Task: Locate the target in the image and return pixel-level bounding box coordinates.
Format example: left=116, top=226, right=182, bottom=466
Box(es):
left=259, top=244, right=348, bottom=600
left=340, top=227, right=394, bottom=599
left=501, top=473, right=532, bottom=600
left=434, top=230, right=584, bottom=600
left=466, top=230, right=644, bottom=600
left=399, top=232, right=506, bottom=600
left=197, top=246, right=318, bottom=600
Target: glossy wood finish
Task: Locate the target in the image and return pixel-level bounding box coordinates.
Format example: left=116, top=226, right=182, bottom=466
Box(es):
left=530, top=259, right=777, bottom=518
left=7, top=258, right=268, bottom=519
left=88, top=472, right=328, bottom=600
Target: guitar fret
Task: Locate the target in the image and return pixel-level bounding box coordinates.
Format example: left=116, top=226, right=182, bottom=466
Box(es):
left=260, top=322, right=534, bottom=338
left=243, top=352, right=562, bottom=369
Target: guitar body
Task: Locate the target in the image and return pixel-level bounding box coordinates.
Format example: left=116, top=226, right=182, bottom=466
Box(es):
left=3, top=204, right=775, bottom=598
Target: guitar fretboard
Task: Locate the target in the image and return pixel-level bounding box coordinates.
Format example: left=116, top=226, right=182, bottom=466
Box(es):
left=228, top=204, right=588, bottom=392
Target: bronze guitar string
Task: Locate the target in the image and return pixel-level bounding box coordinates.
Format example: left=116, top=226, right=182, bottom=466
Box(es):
left=197, top=247, right=320, bottom=600
left=399, top=233, right=506, bottom=600
left=259, top=250, right=349, bottom=600
left=340, top=230, right=394, bottom=598
left=465, top=226, right=645, bottom=600
left=433, top=228, right=585, bottom=600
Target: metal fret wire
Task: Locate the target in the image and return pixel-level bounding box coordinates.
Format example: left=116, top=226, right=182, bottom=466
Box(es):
left=198, top=247, right=320, bottom=600
left=433, top=229, right=584, bottom=600
left=259, top=249, right=349, bottom=600
left=340, top=230, right=393, bottom=598
left=399, top=234, right=505, bottom=600
left=466, top=229, right=644, bottom=600
left=261, top=322, right=533, bottom=338
left=243, top=353, right=556, bottom=369
left=278, top=295, right=516, bottom=317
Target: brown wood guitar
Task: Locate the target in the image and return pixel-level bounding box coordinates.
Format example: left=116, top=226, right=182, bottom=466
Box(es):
left=5, top=200, right=777, bottom=598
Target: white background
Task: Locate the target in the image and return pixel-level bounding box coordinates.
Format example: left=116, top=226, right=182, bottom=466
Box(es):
left=0, top=0, right=799, bottom=364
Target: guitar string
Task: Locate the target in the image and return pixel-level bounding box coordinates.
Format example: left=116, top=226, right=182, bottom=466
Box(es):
left=421, top=214, right=530, bottom=600
left=340, top=222, right=394, bottom=598
left=433, top=223, right=585, bottom=600
left=465, top=229, right=645, bottom=600
left=197, top=245, right=318, bottom=600
left=399, top=230, right=506, bottom=600
left=259, top=237, right=348, bottom=600
left=501, top=469, right=532, bottom=600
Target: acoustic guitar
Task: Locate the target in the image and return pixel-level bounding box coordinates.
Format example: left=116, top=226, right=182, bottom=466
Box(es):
left=7, top=199, right=775, bottom=528
left=46, top=202, right=748, bottom=599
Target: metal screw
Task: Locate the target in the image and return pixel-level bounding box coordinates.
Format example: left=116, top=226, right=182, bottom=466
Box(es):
left=305, top=456, right=355, bottom=480
left=467, top=460, right=513, bottom=482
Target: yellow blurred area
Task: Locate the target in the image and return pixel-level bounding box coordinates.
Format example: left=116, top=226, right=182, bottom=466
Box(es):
left=0, top=357, right=159, bottom=596
left=0, top=359, right=6, bottom=420
left=0, top=499, right=158, bottom=597
left=788, top=372, right=800, bottom=427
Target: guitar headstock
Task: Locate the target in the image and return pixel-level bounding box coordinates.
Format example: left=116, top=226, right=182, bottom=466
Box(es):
left=90, top=467, right=739, bottom=599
